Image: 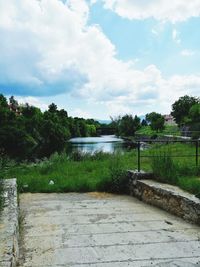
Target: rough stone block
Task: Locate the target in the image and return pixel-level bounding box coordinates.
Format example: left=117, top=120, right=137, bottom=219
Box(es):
left=0, top=179, right=19, bottom=267
left=128, top=171, right=200, bottom=225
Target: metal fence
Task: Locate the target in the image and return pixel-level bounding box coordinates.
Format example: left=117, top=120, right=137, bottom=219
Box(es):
left=137, top=139, right=199, bottom=172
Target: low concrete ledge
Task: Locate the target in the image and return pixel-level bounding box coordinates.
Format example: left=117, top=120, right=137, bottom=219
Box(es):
left=128, top=171, right=200, bottom=225
left=0, top=179, right=19, bottom=267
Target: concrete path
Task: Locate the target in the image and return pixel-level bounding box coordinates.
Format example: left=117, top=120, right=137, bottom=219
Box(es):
left=19, top=193, right=200, bottom=267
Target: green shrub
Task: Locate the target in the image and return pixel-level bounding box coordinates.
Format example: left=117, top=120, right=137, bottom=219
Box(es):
left=99, top=154, right=128, bottom=194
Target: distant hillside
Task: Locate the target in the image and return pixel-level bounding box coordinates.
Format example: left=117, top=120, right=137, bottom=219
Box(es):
left=98, top=116, right=146, bottom=125
left=98, top=120, right=111, bottom=125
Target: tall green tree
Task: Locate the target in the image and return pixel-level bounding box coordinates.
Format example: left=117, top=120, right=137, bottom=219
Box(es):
left=171, top=95, right=199, bottom=126
left=146, top=112, right=165, bottom=132
left=188, top=103, right=200, bottom=123
left=118, top=115, right=141, bottom=136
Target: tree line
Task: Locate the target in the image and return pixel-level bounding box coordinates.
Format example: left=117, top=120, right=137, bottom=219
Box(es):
left=0, top=93, right=199, bottom=161
left=0, top=94, right=100, bottom=160
left=110, top=95, right=200, bottom=138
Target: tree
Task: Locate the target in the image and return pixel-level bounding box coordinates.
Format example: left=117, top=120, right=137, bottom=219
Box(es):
left=146, top=112, right=165, bottom=132
left=0, top=93, right=114, bottom=159
left=48, top=103, right=57, bottom=113
left=118, top=115, right=141, bottom=136
left=0, top=94, right=8, bottom=108
left=141, top=119, right=148, bottom=126
left=78, top=120, right=88, bottom=137
left=110, top=116, right=121, bottom=136
left=86, top=124, right=96, bottom=136
left=171, top=95, right=199, bottom=126
left=187, top=103, right=200, bottom=139
left=188, top=103, right=200, bottom=123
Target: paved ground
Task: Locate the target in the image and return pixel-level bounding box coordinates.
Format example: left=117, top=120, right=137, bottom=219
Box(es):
left=19, top=193, right=200, bottom=267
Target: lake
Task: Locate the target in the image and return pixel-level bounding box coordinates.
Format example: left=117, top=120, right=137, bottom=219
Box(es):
left=68, top=135, right=129, bottom=154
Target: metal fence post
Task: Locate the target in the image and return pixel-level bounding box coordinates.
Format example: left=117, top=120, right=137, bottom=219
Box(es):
left=137, top=141, right=141, bottom=172
left=196, top=140, right=199, bottom=166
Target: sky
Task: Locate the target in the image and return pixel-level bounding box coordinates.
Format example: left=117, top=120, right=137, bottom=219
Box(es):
left=0, top=0, right=200, bottom=119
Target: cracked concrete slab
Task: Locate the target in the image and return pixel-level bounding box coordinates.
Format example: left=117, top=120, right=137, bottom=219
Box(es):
left=19, top=193, right=200, bottom=267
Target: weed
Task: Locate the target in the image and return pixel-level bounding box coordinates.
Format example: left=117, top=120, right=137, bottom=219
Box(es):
left=151, top=150, right=178, bottom=184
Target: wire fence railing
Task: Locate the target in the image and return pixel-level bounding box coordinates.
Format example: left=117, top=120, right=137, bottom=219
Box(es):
left=137, top=139, right=199, bottom=172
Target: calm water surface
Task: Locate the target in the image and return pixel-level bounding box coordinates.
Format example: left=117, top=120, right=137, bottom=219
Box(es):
left=68, top=135, right=128, bottom=154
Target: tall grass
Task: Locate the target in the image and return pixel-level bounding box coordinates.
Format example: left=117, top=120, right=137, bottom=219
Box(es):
left=151, top=150, right=178, bottom=184
left=2, top=143, right=200, bottom=198
left=136, top=125, right=180, bottom=137
left=3, top=151, right=137, bottom=194
left=98, top=154, right=129, bottom=193
left=150, top=147, right=200, bottom=198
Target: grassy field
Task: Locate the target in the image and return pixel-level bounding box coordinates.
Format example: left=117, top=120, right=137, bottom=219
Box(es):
left=1, top=151, right=141, bottom=193
left=145, top=142, right=200, bottom=197
left=136, top=125, right=180, bottom=137
left=1, top=142, right=200, bottom=198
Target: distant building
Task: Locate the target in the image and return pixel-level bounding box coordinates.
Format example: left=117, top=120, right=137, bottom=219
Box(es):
left=163, top=114, right=176, bottom=125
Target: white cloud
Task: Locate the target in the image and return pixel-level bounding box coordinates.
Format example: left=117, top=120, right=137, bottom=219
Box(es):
left=15, top=96, right=48, bottom=111
left=100, top=0, right=200, bottom=23
left=71, top=108, right=92, bottom=118
left=181, top=49, right=195, bottom=57
left=0, top=0, right=200, bottom=118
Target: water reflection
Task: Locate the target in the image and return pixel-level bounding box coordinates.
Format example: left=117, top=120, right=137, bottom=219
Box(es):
left=68, top=135, right=128, bottom=154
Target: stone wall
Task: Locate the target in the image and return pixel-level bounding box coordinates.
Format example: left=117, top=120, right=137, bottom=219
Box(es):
left=128, top=171, right=200, bottom=225
left=0, top=179, right=19, bottom=267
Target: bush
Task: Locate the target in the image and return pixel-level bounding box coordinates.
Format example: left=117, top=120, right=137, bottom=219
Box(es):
left=99, top=154, right=128, bottom=193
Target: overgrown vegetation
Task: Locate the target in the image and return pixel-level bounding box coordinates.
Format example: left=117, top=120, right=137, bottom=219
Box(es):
left=1, top=151, right=138, bottom=194
left=110, top=114, right=141, bottom=137
left=1, top=142, right=199, bottom=198
left=150, top=144, right=200, bottom=198
left=0, top=94, right=200, bottom=199
left=136, top=125, right=180, bottom=137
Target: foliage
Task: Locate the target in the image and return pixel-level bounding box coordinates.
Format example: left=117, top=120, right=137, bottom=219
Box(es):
left=0, top=94, right=100, bottom=160
left=178, top=176, right=200, bottom=198
left=99, top=154, right=129, bottom=193
left=188, top=104, right=200, bottom=139
left=141, top=119, right=148, bottom=126
left=189, top=103, right=200, bottom=123
left=171, top=95, right=199, bottom=126
left=136, top=125, right=180, bottom=137
left=1, top=144, right=200, bottom=198
left=146, top=112, right=165, bottom=132
left=2, top=151, right=137, bottom=194
left=149, top=143, right=200, bottom=197
left=111, top=114, right=141, bottom=136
